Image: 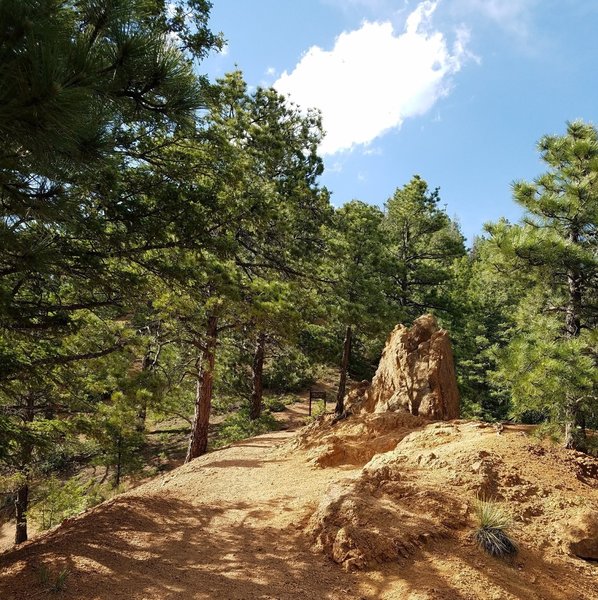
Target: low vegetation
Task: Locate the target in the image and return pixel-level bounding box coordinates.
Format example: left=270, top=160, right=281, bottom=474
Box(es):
left=473, top=498, right=518, bottom=558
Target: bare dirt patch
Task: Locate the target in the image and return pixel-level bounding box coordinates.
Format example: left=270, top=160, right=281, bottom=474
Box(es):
left=1, top=411, right=597, bottom=599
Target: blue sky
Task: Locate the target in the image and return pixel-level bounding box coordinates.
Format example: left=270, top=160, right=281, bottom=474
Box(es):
left=200, top=0, right=598, bottom=244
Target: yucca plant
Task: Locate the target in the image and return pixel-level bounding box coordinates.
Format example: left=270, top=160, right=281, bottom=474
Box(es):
left=473, top=498, right=518, bottom=558
left=36, top=564, right=70, bottom=594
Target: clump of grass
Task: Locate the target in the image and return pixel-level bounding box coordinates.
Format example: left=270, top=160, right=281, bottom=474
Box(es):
left=35, top=564, right=70, bottom=593
left=473, top=498, right=518, bottom=558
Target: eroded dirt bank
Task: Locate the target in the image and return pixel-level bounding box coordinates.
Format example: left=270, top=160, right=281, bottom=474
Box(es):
left=0, top=413, right=597, bottom=599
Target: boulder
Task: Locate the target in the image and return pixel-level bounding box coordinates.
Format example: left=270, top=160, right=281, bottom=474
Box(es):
left=360, top=314, right=459, bottom=419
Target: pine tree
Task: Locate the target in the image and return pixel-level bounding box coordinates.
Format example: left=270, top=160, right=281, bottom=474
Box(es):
left=383, top=175, right=466, bottom=322
left=488, top=121, right=598, bottom=450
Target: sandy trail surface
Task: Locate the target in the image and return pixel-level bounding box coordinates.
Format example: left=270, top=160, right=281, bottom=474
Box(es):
left=1, top=404, right=597, bottom=599
left=0, top=403, right=366, bottom=600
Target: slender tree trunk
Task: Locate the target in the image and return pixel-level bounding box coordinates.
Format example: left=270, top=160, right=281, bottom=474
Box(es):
left=185, top=315, right=219, bottom=462
left=249, top=332, right=266, bottom=421
left=563, top=227, right=586, bottom=450
left=15, top=394, right=34, bottom=545
left=564, top=398, right=587, bottom=451
left=14, top=483, right=29, bottom=545
left=335, top=325, right=352, bottom=416
left=136, top=350, right=152, bottom=432
left=115, top=435, right=123, bottom=487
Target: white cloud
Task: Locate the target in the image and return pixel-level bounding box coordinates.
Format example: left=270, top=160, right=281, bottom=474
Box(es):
left=456, top=0, right=536, bottom=37
left=363, top=146, right=383, bottom=156
left=266, top=66, right=277, bottom=77
left=274, top=1, right=470, bottom=155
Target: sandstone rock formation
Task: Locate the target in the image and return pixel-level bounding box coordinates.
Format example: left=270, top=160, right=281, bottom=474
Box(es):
left=290, top=411, right=427, bottom=468
left=351, top=314, right=459, bottom=419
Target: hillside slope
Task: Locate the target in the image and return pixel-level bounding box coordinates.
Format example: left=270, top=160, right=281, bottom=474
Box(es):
left=0, top=413, right=597, bottom=599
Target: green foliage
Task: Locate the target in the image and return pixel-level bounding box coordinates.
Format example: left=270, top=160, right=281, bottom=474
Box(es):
left=264, top=347, right=315, bottom=393
left=531, top=422, right=564, bottom=445
left=214, top=410, right=280, bottom=448
left=473, top=498, right=518, bottom=558
left=88, top=396, right=146, bottom=485
left=30, top=475, right=120, bottom=531
left=30, top=476, right=87, bottom=530
left=263, top=394, right=295, bottom=413
left=448, top=238, right=522, bottom=420
left=486, top=121, right=598, bottom=445
left=383, top=175, right=466, bottom=322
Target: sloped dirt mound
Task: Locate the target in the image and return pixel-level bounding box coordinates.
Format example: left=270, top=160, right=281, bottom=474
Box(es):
left=306, top=419, right=598, bottom=587
left=3, top=412, right=598, bottom=600
left=307, top=470, right=467, bottom=571
left=289, top=411, right=428, bottom=468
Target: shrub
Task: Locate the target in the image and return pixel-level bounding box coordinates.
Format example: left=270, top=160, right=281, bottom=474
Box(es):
left=264, top=394, right=296, bottom=413
left=530, top=421, right=563, bottom=445
left=30, top=477, right=87, bottom=530
left=264, top=348, right=315, bottom=393
left=30, top=477, right=119, bottom=530
left=214, top=409, right=280, bottom=448
left=473, top=498, right=518, bottom=558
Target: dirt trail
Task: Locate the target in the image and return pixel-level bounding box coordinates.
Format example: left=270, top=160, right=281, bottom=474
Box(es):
left=0, top=405, right=366, bottom=600
left=0, top=406, right=597, bottom=599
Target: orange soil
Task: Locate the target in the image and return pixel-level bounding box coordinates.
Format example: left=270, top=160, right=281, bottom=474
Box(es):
left=0, top=405, right=597, bottom=599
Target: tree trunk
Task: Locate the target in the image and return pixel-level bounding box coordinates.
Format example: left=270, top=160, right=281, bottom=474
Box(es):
left=564, top=397, right=587, bottom=452
left=115, top=435, right=123, bottom=487
left=563, top=226, right=586, bottom=450
left=14, top=394, right=35, bottom=545
left=136, top=343, right=154, bottom=432
left=249, top=332, right=266, bottom=421
left=14, top=483, right=29, bottom=545
left=185, top=315, right=219, bottom=462
left=335, top=325, right=352, bottom=416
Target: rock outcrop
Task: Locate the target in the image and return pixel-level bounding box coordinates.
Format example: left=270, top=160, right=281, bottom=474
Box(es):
left=289, top=411, right=427, bottom=468
left=350, top=314, right=459, bottom=420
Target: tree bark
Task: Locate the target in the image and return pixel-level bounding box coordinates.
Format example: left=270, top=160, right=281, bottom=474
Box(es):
left=115, top=435, right=123, bottom=487
left=564, top=398, right=588, bottom=451
left=249, top=332, right=266, bottom=421
left=14, top=483, right=29, bottom=545
left=15, top=394, right=34, bottom=544
left=335, top=325, right=352, bottom=416
left=563, top=227, right=586, bottom=450
left=185, top=315, right=219, bottom=462
left=136, top=349, right=152, bottom=432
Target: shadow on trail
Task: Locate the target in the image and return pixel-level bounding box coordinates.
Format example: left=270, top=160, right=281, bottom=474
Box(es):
left=0, top=493, right=352, bottom=600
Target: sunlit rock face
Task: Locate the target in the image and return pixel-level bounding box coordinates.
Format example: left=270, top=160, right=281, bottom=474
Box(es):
left=351, top=314, right=460, bottom=420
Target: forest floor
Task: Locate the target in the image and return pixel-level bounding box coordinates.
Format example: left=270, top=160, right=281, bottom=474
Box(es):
left=0, top=396, right=597, bottom=599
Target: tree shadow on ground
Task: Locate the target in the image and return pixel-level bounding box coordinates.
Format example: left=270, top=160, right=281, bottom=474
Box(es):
left=359, top=536, right=598, bottom=600
left=0, top=493, right=357, bottom=600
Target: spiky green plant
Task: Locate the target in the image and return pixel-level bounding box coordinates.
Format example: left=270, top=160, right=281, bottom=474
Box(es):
left=51, top=568, right=70, bottom=593
left=473, top=498, right=518, bottom=558
left=35, top=564, right=70, bottom=593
